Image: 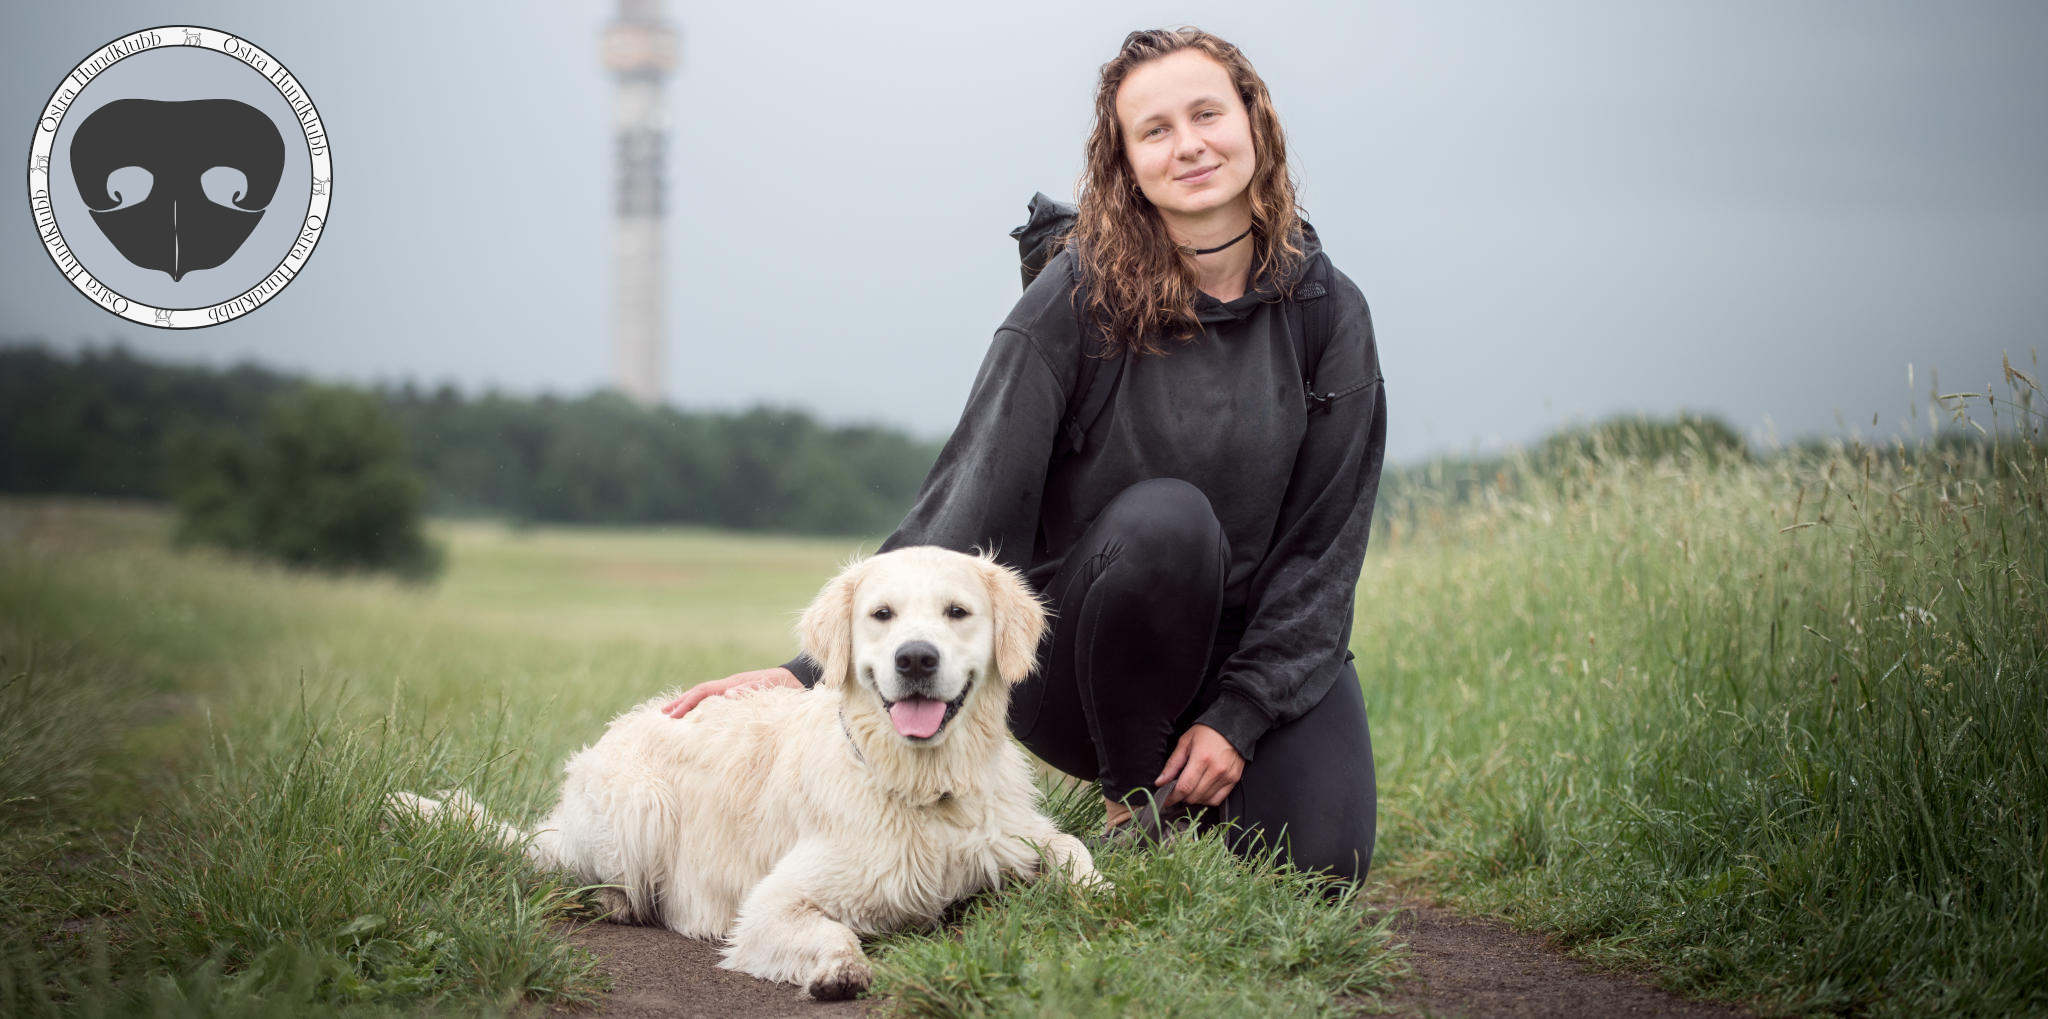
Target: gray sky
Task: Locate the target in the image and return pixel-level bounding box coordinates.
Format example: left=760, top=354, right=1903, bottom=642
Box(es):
left=5, top=1, right=2044, bottom=464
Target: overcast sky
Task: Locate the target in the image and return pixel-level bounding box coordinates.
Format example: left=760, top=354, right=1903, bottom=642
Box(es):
left=4, top=1, right=2044, bottom=464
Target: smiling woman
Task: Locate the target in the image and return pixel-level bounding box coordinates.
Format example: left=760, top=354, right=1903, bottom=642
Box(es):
left=1105, top=51, right=1262, bottom=303
left=669, top=25, right=1388, bottom=887
left=1073, top=30, right=1310, bottom=350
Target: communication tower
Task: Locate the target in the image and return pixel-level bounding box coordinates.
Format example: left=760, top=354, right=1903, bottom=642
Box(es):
left=601, top=0, right=676, bottom=405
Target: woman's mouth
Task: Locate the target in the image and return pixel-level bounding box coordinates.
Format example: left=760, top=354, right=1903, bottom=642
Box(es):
left=1176, top=166, right=1218, bottom=185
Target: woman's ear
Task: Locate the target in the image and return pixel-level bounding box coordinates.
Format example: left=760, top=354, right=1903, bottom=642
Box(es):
left=980, top=554, right=1047, bottom=687
left=798, top=557, right=867, bottom=690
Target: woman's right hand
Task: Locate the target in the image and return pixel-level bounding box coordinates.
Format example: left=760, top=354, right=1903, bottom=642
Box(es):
left=661, top=667, right=801, bottom=719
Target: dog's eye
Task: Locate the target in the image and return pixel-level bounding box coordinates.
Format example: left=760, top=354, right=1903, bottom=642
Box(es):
left=946, top=604, right=971, bottom=620
left=871, top=606, right=893, bottom=621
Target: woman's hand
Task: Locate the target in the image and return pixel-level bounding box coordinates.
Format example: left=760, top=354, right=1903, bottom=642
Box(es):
left=661, top=667, right=801, bottom=719
left=1155, top=724, right=1244, bottom=808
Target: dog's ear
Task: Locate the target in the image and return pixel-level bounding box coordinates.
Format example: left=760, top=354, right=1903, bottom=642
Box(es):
left=798, top=556, right=868, bottom=689
left=980, top=554, right=1047, bottom=686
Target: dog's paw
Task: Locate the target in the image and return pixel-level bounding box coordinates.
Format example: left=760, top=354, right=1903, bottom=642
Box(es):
left=805, top=956, right=871, bottom=1001
left=588, top=886, right=636, bottom=924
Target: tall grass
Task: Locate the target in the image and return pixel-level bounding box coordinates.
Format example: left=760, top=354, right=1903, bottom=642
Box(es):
left=0, top=639, right=140, bottom=1016
left=0, top=660, right=609, bottom=1013
left=1362, top=358, right=2046, bottom=1014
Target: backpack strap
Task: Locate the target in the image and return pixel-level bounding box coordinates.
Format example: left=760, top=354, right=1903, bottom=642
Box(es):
left=1011, top=193, right=1128, bottom=458
left=1292, top=254, right=1338, bottom=415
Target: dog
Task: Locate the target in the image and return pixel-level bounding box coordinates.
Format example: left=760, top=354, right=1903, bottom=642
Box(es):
left=390, top=546, right=1104, bottom=1000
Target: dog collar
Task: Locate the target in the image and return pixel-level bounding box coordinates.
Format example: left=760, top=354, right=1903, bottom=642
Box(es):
left=837, top=707, right=867, bottom=766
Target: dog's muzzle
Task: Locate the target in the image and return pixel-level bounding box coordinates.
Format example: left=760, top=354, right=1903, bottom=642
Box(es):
left=884, top=640, right=969, bottom=741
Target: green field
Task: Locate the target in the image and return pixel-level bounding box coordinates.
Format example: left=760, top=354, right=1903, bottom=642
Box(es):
left=2, top=390, right=2043, bottom=1014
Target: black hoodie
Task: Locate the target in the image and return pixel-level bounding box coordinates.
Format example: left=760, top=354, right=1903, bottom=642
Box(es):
left=787, top=222, right=1387, bottom=760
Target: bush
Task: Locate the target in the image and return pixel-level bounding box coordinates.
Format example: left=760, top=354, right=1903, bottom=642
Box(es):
left=168, top=386, right=443, bottom=580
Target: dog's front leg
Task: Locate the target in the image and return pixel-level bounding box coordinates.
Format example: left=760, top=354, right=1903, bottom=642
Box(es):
left=720, top=842, right=870, bottom=1001
left=1019, top=827, right=1110, bottom=892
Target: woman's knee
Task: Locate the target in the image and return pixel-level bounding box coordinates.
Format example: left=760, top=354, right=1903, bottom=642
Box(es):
left=1226, top=819, right=1374, bottom=887
left=1295, top=837, right=1374, bottom=888
left=1089, top=478, right=1229, bottom=583
left=1227, top=669, right=1377, bottom=885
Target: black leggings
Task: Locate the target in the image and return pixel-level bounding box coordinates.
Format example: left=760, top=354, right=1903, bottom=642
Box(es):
left=1008, top=478, right=1377, bottom=883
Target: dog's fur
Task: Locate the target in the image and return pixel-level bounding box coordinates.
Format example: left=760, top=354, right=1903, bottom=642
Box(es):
left=390, top=546, right=1102, bottom=1000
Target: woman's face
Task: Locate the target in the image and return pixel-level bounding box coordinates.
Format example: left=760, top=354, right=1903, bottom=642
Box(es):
left=1114, top=49, right=1256, bottom=230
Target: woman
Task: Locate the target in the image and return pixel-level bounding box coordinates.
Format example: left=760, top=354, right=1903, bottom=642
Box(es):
left=666, top=27, right=1385, bottom=882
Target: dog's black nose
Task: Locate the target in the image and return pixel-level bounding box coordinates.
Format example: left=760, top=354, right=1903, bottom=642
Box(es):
left=894, top=640, right=940, bottom=679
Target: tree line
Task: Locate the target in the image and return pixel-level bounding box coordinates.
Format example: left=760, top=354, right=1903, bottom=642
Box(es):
left=7, top=340, right=2009, bottom=553
left=0, top=343, right=939, bottom=538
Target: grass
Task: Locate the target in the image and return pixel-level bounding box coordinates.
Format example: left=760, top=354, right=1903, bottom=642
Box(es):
left=0, top=504, right=1403, bottom=1014
left=0, top=508, right=848, bottom=1014
left=874, top=819, right=1398, bottom=1017
left=1359, top=363, right=2047, bottom=1015
left=2, top=362, right=2042, bottom=1014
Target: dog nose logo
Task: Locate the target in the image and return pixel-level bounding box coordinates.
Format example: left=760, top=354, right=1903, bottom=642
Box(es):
left=27, top=27, right=330, bottom=328
left=71, top=98, right=286, bottom=282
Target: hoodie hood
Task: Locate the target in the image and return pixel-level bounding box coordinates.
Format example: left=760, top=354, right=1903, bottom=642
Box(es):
left=1193, top=218, right=1325, bottom=324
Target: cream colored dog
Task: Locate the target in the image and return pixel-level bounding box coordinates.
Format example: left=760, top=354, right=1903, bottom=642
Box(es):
left=391, top=546, right=1102, bottom=1000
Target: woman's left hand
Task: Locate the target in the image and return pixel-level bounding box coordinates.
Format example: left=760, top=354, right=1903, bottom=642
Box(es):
left=1156, top=724, right=1244, bottom=808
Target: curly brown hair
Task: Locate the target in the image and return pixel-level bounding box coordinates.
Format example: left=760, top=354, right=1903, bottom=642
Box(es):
left=1067, top=27, right=1306, bottom=357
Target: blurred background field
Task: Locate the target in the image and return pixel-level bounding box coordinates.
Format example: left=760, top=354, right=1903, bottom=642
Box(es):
left=0, top=499, right=844, bottom=763
left=1, top=360, right=2040, bottom=1014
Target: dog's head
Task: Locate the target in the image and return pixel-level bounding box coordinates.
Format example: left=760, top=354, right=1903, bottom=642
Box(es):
left=798, top=546, right=1046, bottom=747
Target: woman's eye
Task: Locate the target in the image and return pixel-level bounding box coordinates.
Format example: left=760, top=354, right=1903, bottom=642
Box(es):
left=946, top=605, right=971, bottom=620
left=1144, top=125, right=1166, bottom=139
left=871, top=607, right=893, bottom=621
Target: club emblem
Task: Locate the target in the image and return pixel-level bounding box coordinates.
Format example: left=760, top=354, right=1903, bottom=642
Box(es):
left=26, top=26, right=330, bottom=328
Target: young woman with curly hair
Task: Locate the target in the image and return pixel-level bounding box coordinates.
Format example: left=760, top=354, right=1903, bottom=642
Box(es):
left=668, top=26, right=1386, bottom=883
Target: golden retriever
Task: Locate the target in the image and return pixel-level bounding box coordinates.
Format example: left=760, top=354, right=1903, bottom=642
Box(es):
left=391, top=546, right=1103, bottom=1000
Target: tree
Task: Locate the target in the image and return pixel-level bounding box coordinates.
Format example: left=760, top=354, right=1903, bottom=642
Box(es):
left=168, top=385, right=443, bottom=580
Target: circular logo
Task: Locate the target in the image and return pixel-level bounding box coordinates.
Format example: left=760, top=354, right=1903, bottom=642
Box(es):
left=27, top=26, right=330, bottom=328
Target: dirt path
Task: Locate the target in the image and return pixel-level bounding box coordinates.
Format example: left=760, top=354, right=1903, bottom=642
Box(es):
left=553, top=899, right=1748, bottom=1018
left=1375, top=896, right=1749, bottom=1018
left=552, top=923, right=871, bottom=1019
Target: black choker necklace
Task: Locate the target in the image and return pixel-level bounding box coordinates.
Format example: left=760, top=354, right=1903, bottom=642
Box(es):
left=1185, top=224, right=1254, bottom=256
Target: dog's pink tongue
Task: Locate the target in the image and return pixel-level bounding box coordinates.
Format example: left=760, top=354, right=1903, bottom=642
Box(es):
left=888, top=697, right=947, bottom=739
